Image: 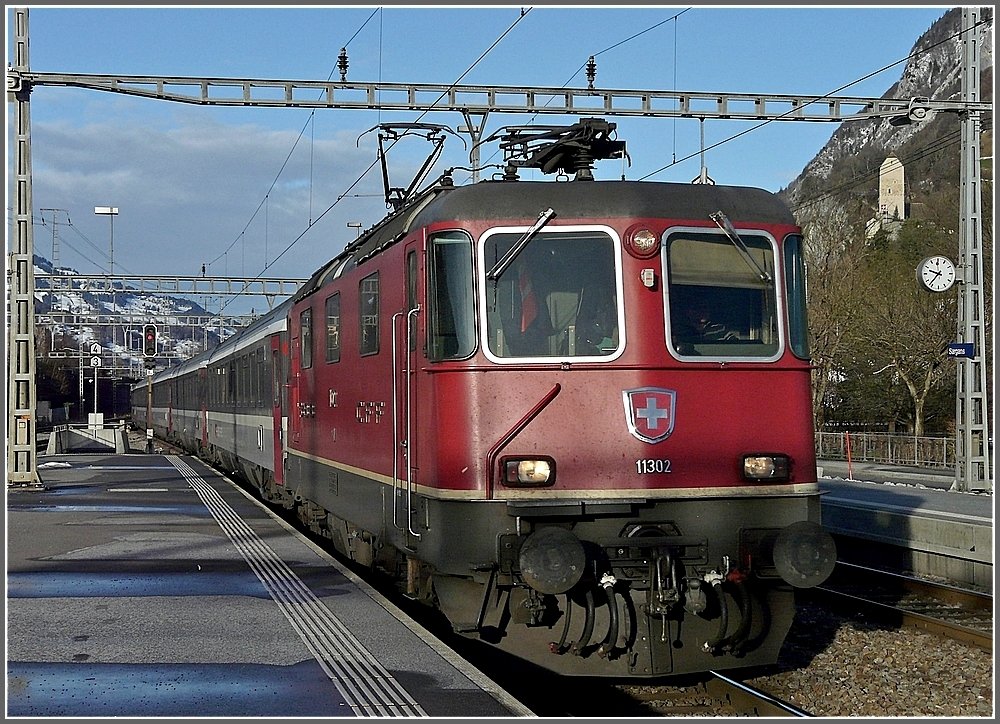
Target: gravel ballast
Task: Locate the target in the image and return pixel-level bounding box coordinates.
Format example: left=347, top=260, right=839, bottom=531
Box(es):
left=742, top=599, right=994, bottom=717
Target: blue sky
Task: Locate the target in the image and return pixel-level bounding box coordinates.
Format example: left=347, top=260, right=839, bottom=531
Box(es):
left=7, top=4, right=951, bottom=314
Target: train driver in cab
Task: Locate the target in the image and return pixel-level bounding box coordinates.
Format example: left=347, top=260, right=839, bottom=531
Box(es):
left=671, top=289, right=739, bottom=353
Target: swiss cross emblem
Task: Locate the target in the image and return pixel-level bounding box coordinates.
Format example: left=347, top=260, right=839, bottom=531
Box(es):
left=623, top=387, right=676, bottom=444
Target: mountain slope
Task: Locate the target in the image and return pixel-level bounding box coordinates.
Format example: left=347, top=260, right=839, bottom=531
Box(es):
left=779, top=6, right=993, bottom=235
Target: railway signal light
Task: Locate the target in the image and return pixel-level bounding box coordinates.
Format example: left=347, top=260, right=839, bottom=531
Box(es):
left=143, top=324, right=157, bottom=357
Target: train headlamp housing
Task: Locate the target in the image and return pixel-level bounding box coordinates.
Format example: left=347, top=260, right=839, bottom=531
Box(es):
left=501, top=457, right=556, bottom=487
left=742, top=454, right=790, bottom=482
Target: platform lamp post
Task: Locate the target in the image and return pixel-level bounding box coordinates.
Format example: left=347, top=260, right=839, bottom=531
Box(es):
left=78, top=351, right=84, bottom=421
left=95, top=206, right=118, bottom=417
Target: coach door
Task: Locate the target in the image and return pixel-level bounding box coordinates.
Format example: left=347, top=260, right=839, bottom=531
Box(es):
left=270, top=335, right=285, bottom=485
left=392, top=243, right=423, bottom=543
left=288, top=310, right=305, bottom=447
left=200, top=368, right=208, bottom=451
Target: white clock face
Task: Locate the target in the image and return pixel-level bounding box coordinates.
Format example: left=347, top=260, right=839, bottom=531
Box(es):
left=918, top=255, right=956, bottom=292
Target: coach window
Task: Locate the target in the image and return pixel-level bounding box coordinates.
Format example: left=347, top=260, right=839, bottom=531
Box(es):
left=258, top=348, right=267, bottom=408
left=253, top=350, right=261, bottom=408
left=245, top=354, right=252, bottom=406
left=325, top=293, right=341, bottom=363
left=360, top=272, right=380, bottom=356
left=237, top=355, right=245, bottom=406
left=665, top=230, right=779, bottom=359
left=428, top=231, right=475, bottom=360
left=482, top=229, right=621, bottom=361
left=235, top=361, right=241, bottom=408
left=246, top=353, right=253, bottom=407
left=301, top=307, right=313, bottom=369
left=244, top=354, right=251, bottom=406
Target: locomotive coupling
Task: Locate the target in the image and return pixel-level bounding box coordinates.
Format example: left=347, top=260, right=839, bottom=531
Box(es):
left=683, top=578, right=708, bottom=614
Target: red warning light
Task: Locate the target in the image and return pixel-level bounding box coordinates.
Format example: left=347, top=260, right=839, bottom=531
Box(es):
left=143, top=324, right=157, bottom=357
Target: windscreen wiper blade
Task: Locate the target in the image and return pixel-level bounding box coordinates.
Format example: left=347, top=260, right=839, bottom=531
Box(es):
left=486, top=207, right=557, bottom=280
left=710, top=210, right=772, bottom=283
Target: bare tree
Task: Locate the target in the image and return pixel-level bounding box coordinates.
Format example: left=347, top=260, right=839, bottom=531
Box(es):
left=801, top=208, right=870, bottom=428
left=846, top=226, right=956, bottom=436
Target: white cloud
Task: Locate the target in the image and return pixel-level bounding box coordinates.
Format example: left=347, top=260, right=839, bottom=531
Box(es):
left=24, top=113, right=399, bottom=283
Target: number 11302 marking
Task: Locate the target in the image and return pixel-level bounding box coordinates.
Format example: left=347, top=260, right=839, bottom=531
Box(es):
left=636, top=459, right=672, bottom=474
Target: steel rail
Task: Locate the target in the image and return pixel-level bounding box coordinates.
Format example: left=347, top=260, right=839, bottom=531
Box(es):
left=817, top=586, right=992, bottom=652
left=708, top=671, right=812, bottom=717
left=815, top=561, right=993, bottom=652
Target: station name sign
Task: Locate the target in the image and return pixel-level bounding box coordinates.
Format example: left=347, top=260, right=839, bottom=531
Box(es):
left=947, top=343, right=975, bottom=359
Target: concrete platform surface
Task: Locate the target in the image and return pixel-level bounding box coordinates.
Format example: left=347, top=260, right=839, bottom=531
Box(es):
left=8, top=453, right=532, bottom=718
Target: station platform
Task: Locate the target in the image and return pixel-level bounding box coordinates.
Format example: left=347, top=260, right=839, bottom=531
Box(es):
left=816, top=459, right=993, bottom=591
left=6, top=453, right=532, bottom=718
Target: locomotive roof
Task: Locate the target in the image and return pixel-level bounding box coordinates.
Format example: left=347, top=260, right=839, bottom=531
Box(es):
left=410, top=180, right=796, bottom=228
left=295, top=178, right=795, bottom=301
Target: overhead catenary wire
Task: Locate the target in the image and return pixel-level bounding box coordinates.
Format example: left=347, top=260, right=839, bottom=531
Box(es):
left=259, top=8, right=534, bottom=273
left=469, top=8, right=692, bottom=179
left=36, top=216, right=139, bottom=277
left=639, top=15, right=991, bottom=181
left=199, top=9, right=986, bottom=320
left=212, top=8, right=534, bottom=320
left=206, top=8, right=381, bottom=272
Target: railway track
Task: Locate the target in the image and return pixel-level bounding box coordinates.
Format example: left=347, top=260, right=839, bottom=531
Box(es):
left=812, top=561, right=993, bottom=652
left=614, top=671, right=811, bottom=717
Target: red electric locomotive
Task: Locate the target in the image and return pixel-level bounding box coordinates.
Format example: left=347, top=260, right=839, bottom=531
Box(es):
left=137, top=119, right=835, bottom=678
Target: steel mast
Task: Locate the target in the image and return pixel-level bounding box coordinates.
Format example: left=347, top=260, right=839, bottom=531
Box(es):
left=954, top=7, right=990, bottom=492
left=6, top=8, right=41, bottom=487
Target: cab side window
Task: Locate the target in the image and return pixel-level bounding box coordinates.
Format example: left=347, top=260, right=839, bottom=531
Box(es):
left=300, top=307, right=313, bottom=368
left=325, top=293, right=341, bottom=363
left=359, top=272, right=380, bottom=356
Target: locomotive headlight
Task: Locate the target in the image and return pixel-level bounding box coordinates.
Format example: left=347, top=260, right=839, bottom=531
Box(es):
left=502, top=457, right=555, bottom=486
left=742, top=454, right=790, bottom=481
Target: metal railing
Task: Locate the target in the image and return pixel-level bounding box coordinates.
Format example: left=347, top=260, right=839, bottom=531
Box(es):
left=816, top=431, right=955, bottom=469
left=44, top=421, right=130, bottom=455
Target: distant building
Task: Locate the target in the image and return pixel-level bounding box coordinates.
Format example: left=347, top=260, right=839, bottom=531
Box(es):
left=866, top=154, right=906, bottom=238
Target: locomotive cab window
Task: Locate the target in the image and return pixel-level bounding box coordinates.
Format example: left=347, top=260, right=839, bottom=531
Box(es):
left=665, top=230, right=780, bottom=360
left=428, top=231, right=476, bottom=360
left=325, top=292, right=341, bottom=363
left=359, top=272, right=380, bottom=356
left=784, top=234, right=810, bottom=359
left=481, top=228, right=622, bottom=361
left=300, top=307, right=313, bottom=369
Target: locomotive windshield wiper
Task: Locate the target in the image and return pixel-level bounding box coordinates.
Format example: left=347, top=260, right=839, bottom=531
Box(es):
left=486, top=207, right=557, bottom=281
left=710, top=211, right=772, bottom=284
